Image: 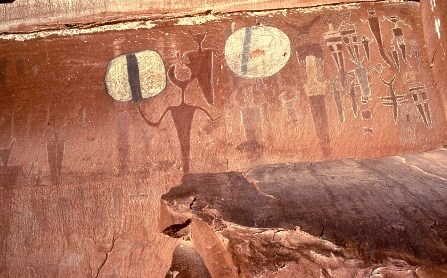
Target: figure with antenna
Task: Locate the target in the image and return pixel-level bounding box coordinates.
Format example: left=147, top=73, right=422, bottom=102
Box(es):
left=347, top=56, right=383, bottom=104
left=138, top=64, right=221, bottom=173
left=324, top=23, right=347, bottom=87
left=340, top=22, right=361, bottom=62
left=105, top=30, right=221, bottom=173
left=177, top=30, right=216, bottom=106
left=284, top=15, right=322, bottom=36
left=379, top=74, right=407, bottom=123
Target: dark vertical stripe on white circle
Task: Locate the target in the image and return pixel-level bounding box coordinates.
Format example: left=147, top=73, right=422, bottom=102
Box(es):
left=126, top=54, right=142, bottom=101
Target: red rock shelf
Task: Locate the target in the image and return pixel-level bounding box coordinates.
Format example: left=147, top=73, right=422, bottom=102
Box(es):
left=161, top=149, right=447, bottom=277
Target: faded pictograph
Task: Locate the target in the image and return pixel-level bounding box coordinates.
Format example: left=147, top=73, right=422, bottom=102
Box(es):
left=409, top=83, right=432, bottom=127
left=325, top=24, right=348, bottom=87
left=387, top=15, right=409, bottom=68
left=285, top=15, right=322, bottom=37
left=348, top=58, right=376, bottom=104
left=327, top=79, right=345, bottom=124
left=406, top=72, right=432, bottom=128
left=409, top=40, right=421, bottom=71
left=116, top=111, right=130, bottom=175
left=361, top=36, right=371, bottom=61
left=297, top=43, right=331, bottom=157
left=223, top=25, right=288, bottom=154
left=234, top=85, right=266, bottom=153
left=0, top=57, right=7, bottom=90
left=47, top=130, right=65, bottom=186
left=348, top=81, right=359, bottom=118
left=225, top=25, right=291, bottom=78
left=225, top=80, right=270, bottom=152
left=0, top=140, right=20, bottom=189
left=279, top=90, right=300, bottom=133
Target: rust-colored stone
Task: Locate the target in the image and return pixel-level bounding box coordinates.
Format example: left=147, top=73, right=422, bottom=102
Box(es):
left=0, top=1, right=446, bottom=277
left=161, top=149, right=447, bottom=277
left=0, top=2, right=444, bottom=177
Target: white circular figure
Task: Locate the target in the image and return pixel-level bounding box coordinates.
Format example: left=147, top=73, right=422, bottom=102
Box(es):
left=105, top=50, right=166, bottom=102
left=225, top=26, right=291, bottom=78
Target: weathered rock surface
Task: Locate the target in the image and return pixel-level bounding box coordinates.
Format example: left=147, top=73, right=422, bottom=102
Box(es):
left=165, top=240, right=212, bottom=278
left=0, top=1, right=446, bottom=277
left=0, top=0, right=382, bottom=33
left=161, top=149, right=447, bottom=277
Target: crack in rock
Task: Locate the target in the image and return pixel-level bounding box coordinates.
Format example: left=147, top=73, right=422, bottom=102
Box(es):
left=94, top=236, right=117, bottom=278
left=163, top=219, right=192, bottom=238
left=397, top=156, right=447, bottom=182
left=0, top=0, right=412, bottom=40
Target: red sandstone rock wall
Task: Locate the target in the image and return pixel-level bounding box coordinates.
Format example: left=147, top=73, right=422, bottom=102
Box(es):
left=0, top=0, right=379, bottom=33
left=421, top=0, right=447, bottom=121
left=0, top=1, right=446, bottom=277
left=1, top=2, right=445, bottom=176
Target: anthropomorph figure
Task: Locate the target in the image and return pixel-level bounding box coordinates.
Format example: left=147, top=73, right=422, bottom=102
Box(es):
left=238, top=86, right=264, bottom=147
left=138, top=65, right=220, bottom=173
left=297, top=43, right=331, bottom=157
left=47, top=130, right=65, bottom=186
left=367, top=10, right=393, bottom=67
left=379, top=74, right=407, bottom=124
left=179, top=31, right=216, bottom=106
left=327, top=79, right=345, bottom=124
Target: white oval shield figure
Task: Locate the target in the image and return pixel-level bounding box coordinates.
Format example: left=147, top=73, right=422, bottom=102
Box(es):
left=225, top=26, right=291, bottom=78
left=105, top=50, right=166, bottom=102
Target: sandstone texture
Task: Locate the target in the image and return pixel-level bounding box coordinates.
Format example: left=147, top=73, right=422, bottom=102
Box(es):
left=0, top=0, right=446, bottom=277
left=161, top=149, right=447, bottom=278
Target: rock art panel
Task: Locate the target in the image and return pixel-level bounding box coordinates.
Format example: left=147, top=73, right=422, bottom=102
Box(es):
left=96, top=2, right=444, bottom=171
left=1, top=1, right=447, bottom=277
left=225, top=26, right=291, bottom=78
left=105, top=50, right=166, bottom=102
